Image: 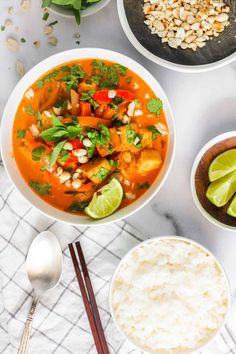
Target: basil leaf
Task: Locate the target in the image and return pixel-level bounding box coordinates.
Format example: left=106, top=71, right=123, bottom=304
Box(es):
left=48, top=140, right=66, bottom=167
left=148, top=126, right=160, bottom=141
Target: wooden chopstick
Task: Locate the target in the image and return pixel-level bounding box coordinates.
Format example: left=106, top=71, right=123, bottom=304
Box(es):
left=68, top=242, right=109, bottom=354
left=75, top=242, right=110, bottom=354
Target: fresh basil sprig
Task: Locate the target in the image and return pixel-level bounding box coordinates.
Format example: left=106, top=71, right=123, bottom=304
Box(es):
left=42, top=0, right=102, bottom=26
left=40, top=116, right=82, bottom=142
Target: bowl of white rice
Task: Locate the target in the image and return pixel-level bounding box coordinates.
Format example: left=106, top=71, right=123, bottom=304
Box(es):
left=109, top=236, right=230, bottom=354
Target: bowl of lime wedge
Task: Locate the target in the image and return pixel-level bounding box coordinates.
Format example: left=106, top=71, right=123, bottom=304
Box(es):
left=191, top=132, right=236, bottom=231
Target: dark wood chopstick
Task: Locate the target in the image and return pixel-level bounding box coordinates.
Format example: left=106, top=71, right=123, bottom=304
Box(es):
left=68, top=242, right=109, bottom=354
left=75, top=242, right=110, bottom=354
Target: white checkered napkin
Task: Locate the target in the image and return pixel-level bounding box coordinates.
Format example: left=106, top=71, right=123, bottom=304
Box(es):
left=0, top=157, right=236, bottom=354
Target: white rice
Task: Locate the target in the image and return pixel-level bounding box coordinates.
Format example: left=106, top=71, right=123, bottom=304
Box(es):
left=111, top=238, right=229, bottom=354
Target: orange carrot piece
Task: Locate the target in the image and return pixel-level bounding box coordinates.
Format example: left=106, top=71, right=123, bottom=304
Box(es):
left=80, top=101, right=91, bottom=116
left=78, top=116, right=112, bottom=128
left=71, top=89, right=80, bottom=116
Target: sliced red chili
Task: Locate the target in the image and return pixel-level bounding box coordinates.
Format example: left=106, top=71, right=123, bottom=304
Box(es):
left=70, top=139, right=84, bottom=149
left=93, top=89, right=135, bottom=104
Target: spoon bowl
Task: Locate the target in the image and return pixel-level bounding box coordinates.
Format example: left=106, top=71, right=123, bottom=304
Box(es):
left=26, top=231, right=63, bottom=295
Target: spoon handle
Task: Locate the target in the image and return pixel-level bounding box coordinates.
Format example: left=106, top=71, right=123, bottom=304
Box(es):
left=18, top=296, right=39, bottom=354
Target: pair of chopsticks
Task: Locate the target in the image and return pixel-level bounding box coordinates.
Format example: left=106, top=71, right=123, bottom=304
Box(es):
left=69, top=241, right=110, bottom=354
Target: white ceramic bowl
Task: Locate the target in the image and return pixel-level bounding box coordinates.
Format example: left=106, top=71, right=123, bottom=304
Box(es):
left=109, top=235, right=231, bottom=354
left=0, top=48, right=175, bottom=226
left=191, top=131, right=236, bottom=232
left=49, top=0, right=112, bottom=18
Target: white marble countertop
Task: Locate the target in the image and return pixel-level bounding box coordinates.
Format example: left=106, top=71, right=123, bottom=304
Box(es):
left=1, top=0, right=236, bottom=293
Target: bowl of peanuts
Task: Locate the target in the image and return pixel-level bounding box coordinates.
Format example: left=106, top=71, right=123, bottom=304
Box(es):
left=117, top=0, right=236, bottom=72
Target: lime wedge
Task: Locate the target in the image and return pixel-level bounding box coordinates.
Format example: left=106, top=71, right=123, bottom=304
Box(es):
left=206, top=170, right=236, bottom=207
left=227, top=195, right=236, bottom=217
left=208, top=149, right=236, bottom=182
left=85, top=178, right=123, bottom=219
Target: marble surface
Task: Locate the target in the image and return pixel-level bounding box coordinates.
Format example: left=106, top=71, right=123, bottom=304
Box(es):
left=1, top=0, right=236, bottom=293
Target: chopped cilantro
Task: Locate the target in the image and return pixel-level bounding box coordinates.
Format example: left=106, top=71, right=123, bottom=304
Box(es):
left=29, top=181, right=51, bottom=196
left=148, top=125, right=160, bottom=141
left=137, top=181, right=150, bottom=190
left=80, top=89, right=100, bottom=110
left=68, top=201, right=89, bottom=212
left=92, top=167, right=109, bottom=181
left=61, top=64, right=85, bottom=91
left=109, top=96, right=124, bottom=110
left=26, top=105, right=35, bottom=116
left=17, top=129, right=26, bottom=139
left=42, top=11, right=49, bottom=21
left=126, top=77, right=132, bottom=84
left=108, top=159, right=117, bottom=168
left=32, top=145, right=46, bottom=161
left=37, top=111, right=42, bottom=127
left=147, top=98, right=163, bottom=116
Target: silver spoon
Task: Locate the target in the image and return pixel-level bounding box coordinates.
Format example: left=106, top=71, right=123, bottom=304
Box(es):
left=18, top=231, right=63, bottom=354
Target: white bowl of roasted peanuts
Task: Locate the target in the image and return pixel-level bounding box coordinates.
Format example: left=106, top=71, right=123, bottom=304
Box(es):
left=118, top=0, right=236, bottom=72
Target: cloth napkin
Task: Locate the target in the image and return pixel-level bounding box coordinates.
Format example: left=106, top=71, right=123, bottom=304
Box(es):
left=0, top=157, right=236, bottom=354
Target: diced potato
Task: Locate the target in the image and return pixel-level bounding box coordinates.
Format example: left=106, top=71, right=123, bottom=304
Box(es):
left=137, top=149, right=162, bottom=175
left=80, top=158, right=112, bottom=184
left=97, top=128, right=121, bottom=157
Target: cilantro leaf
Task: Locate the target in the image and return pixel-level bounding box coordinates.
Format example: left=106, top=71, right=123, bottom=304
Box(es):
left=148, top=125, right=160, bottom=141
left=32, top=145, right=46, bottom=161
left=26, top=105, right=35, bottom=116
left=92, top=167, right=109, bottom=181
left=17, top=129, right=26, bottom=139
left=29, top=181, right=51, bottom=196
left=68, top=201, right=89, bottom=212
left=147, top=98, right=163, bottom=116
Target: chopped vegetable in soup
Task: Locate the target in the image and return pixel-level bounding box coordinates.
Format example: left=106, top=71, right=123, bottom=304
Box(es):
left=13, top=59, right=168, bottom=219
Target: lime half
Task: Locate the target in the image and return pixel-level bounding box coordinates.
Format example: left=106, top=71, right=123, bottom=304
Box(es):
left=208, top=149, right=236, bottom=182
left=85, top=178, right=123, bottom=219
left=206, top=170, right=236, bottom=207
left=227, top=195, right=236, bottom=217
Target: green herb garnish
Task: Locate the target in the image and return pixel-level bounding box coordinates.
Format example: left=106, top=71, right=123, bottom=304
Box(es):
left=32, top=145, right=46, bottom=161
left=26, top=105, right=35, bottom=116
left=81, top=89, right=100, bottom=110
left=92, top=167, right=109, bottom=181
left=68, top=201, right=89, bottom=212
left=48, top=140, right=66, bottom=167
left=17, top=129, right=26, bottom=139
left=148, top=126, right=160, bottom=141
left=137, top=181, right=150, bottom=190
left=29, top=181, right=51, bottom=196
left=147, top=98, right=163, bottom=116
left=40, top=116, right=82, bottom=142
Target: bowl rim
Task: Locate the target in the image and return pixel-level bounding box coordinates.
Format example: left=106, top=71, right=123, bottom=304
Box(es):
left=191, top=131, right=236, bottom=232
left=109, top=235, right=232, bottom=354
left=49, top=0, right=112, bottom=18
left=0, top=48, right=175, bottom=226
left=117, top=0, right=236, bottom=73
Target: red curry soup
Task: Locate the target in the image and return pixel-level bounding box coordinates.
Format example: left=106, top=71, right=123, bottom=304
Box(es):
left=13, top=59, right=168, bottom=219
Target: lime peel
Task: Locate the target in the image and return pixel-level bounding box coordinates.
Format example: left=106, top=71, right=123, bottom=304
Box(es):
left=85, top=178, right=123, bottom=219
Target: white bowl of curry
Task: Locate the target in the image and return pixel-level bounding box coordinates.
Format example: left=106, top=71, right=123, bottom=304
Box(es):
left=1, top=48, right=175, bottom=225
